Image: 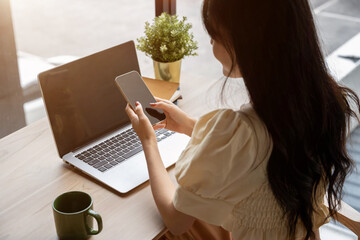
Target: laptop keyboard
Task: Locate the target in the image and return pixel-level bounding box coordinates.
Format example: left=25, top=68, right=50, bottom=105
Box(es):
left=75, top=128, right=175, bottom=172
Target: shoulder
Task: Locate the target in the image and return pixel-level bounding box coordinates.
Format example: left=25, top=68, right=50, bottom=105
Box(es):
left=187, top=107, right=256, bottom=163
left=197, top=103, right=265, bottom=130
left=172, top=104, right=274, bottom=224
left=193, top=104, right=270, bottom=148
left=175, top=104, right=272, bottom=194
left=173, top=105, right=273, bottom=224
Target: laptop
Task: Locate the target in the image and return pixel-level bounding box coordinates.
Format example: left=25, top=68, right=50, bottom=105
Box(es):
left=38, top=41, right=190, bottom=193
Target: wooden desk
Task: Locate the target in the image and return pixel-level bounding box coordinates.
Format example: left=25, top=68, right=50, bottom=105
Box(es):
left=3, top=74, right=357, bottom=239
left=0, top=77, right=178, bottom=239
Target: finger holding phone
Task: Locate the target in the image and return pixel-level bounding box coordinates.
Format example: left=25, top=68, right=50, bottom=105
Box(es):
left=124, top=102, right=156, bottom=144
left=115, top=71, right=196, bottom=140
left=151, top=97, right=196, bottom=137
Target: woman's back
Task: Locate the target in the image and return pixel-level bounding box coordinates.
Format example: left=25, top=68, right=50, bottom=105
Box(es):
left=173, top=104, right=329, bottom=239
left=200, top=0, right=360, bottom=238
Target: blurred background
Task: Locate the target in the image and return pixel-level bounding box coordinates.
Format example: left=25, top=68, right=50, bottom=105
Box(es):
left=1, top=0, right=360, bottom=236
left=3, top=0, right=360, bottom=129
left=4, top=0, right=359, bottom=129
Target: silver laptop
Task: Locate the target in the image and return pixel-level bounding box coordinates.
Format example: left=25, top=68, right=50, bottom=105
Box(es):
left=38, top=41, right=190, bottom=193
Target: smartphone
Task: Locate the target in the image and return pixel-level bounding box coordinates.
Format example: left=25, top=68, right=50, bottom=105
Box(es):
left=115, top=71, right=166, bottom=125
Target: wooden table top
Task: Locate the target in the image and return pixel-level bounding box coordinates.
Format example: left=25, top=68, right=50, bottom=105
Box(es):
left=0, top=77, right=179, bottom=240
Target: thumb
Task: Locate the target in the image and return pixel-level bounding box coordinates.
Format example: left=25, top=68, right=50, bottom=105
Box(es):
left=135, top=101, right=145, bottom=117
left=153, top=123, right=166, bottom=130
left=153, top=119, right=166, bottom=130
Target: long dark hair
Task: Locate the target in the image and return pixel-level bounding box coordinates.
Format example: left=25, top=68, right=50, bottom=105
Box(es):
left=202, top=0, right=360, bottom=239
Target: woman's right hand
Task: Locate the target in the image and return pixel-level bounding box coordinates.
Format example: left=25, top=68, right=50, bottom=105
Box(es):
left=150, top=97, right=196, bottom=137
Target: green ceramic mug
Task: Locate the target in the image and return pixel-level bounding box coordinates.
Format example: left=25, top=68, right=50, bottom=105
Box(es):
left=52, top=191, right=103, bottom=240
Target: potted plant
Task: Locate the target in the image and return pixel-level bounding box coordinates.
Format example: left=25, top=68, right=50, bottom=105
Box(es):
left=137, top=12, right=198, bottom=83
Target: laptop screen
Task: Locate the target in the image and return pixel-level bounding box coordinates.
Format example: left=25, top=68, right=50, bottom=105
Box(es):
left=39, top=41, right=140, bottom=157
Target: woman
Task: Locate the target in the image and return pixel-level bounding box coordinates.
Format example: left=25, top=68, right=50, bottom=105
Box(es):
left=125, top=0, right=360, bottom=239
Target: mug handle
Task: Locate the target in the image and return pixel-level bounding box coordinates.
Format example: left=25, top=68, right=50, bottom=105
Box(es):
left=86, top=209, right=103, bottom=235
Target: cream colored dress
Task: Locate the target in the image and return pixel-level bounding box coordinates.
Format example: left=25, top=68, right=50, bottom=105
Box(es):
left=173, top=103, right=329, bottom=240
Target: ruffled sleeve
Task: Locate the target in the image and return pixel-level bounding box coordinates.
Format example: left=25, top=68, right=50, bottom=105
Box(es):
left=173, top=108, right=270, bottom=226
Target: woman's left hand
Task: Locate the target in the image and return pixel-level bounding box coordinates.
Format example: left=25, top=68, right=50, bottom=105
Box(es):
left=125, top=102, right=156, bottom=144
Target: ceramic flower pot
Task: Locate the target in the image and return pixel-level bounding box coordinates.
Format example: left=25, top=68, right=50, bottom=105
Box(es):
left=153, top=59, right=182, bottom=83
